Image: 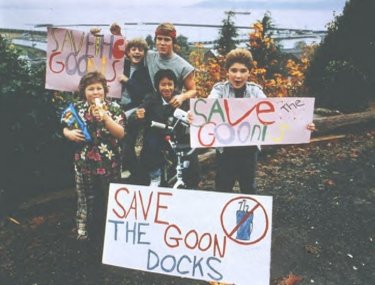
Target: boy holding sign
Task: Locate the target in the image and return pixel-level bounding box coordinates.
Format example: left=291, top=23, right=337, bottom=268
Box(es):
left=208, top=48, right=315, bottom=194
left=208, top=48, right=266, bottom=195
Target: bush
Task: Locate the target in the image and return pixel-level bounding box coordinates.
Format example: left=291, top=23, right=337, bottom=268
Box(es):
left=0, top=36, right=74, bottom=214
left=305, top=0, right=374, bottom=112
left=317, top=60, right=370, bottom=113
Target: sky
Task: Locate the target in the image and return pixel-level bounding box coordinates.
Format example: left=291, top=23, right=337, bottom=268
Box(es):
left=0, top=0, right=346, bottom=9
left=0, top=0, right=348, bottom=44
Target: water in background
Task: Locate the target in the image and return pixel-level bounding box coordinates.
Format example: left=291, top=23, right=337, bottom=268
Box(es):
left=1, top=5, right=339, bottom=45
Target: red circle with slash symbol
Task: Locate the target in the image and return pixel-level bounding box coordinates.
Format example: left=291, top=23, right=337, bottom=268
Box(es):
left=220, top=196, right=269, bottom=245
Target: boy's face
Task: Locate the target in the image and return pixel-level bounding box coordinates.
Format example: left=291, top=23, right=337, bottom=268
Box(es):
left=227, top=62, right=250, bottom=89
left=127, top=46, right=145, bottom=64
left=84, top=82, right=105, bottom=105
left=158, top=77, right=175, bottom=102
left=156, top=35, right=173, bottom=57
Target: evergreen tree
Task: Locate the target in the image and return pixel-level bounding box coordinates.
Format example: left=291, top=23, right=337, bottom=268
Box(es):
left=176, top=34, right=191, bottom=60
left=249, top=12, right=291, bottom=79
left=0, top=36, right=73, bottom=214
left=215, top=11, right=239, bottom=55
left=305, top=0, right=375, bottom=112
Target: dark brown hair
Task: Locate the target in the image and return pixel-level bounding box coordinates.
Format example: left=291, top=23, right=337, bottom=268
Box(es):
left=154, top=69, right=177, bottom=90
left=78, top=71, right=109, bottom=99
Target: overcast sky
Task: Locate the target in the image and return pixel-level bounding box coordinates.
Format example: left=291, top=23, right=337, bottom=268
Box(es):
left=0, top=0, right=347, bottom=41
left=0, top=0, right=346, bottom=9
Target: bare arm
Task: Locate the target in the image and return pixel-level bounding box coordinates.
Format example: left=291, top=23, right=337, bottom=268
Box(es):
left=169, top=72, right=197, bottom=108
left=102, top=113, right=125, bottom=139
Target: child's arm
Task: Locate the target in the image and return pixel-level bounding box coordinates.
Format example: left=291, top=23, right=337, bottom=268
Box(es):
left=110, top=22, right=122, bottom=36
left=102, top=113, right=125, bottom=139
left=90, top=104, right=125, bottom=139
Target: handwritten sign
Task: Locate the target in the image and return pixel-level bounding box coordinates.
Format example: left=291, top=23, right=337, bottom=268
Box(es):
left=190, top=97, right=315, bottom=148
left=45, top=27, right=126, bottom=98
left=102, top=184, right=273, bottom=285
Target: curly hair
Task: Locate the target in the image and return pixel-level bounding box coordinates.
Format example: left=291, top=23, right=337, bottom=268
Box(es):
left=125, top=38, right=148, bottom=54
left=225, top=48, right=254, bottom=71
left=78, top=71, right=109, bottom=99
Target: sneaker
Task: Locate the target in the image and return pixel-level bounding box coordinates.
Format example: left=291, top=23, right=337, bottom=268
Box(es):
left=150, top=176, right=160, bottom=187
left=77, top=233, right=88, bottom=241
left=121, top=170, right=131, bottom=178
left=149, top=169, right=161, bottom=187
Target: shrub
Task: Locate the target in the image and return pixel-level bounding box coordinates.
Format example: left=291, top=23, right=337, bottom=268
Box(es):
left=0, top=35, right=74, bottom=214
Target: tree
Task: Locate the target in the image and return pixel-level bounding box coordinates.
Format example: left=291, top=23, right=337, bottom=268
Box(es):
left=215, top=11, right=239, bottom=55
left=248, top=12, right=309, bottom=97
left=305, top=0, right=375, bottom=112
left=176, top=34, right=191, bottom=60
left=0, top=36, right=73, bottom=214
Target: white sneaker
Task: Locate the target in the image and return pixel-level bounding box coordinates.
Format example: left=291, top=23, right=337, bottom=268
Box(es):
left=149, top=169, right=161, bottom=187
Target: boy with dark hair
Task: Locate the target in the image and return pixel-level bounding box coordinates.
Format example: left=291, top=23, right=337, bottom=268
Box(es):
left=138, top=69, right=200, bottom=187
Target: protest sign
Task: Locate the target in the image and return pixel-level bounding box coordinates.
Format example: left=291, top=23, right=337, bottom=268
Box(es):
left=45, top=27, right=125, bottom=98
left=102, top=184, right=273, bottom=285
left=190, top=97, right=315, bottom=148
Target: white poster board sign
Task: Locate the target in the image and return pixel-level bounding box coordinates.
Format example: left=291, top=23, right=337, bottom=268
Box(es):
left=45, top=27, right=125, bottom=98
left=103, top=184, right=273, bottom=285
left=190, top=97, right=315, bottom=148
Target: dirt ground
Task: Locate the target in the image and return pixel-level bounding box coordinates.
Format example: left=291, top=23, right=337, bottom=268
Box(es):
left=1, top=125, right=374, bottom=285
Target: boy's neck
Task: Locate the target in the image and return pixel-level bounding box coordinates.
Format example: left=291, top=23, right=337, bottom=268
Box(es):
left=233, top=85, right=246, bottom=98
left=159, top=52, right=174, bottom=59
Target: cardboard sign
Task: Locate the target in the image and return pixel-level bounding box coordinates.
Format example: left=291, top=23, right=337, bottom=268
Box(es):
left=102, top=184, right=273, bottom=285
left=190, top=97, right=315, bottom=148
left=45, top=27, right=125, bottom=98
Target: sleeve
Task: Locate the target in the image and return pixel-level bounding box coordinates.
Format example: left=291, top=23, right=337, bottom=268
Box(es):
left=254, top=86, right=267, bottom=99
left=124, top=67, right=153, bottom=106
left=108, top=102, right=126, bottom=129
left=181, top=62, right=195, bottom=81
left=208, top=83, right=224, bottom=99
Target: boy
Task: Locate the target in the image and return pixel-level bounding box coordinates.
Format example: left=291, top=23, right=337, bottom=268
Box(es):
left=109, top=22, right=197, bottom=108
left=62, top=71, right=125, bottom=241
left=138, top=69, right=200, bottom=188
left=117, top=38, right=153, bottom=182
left=146, top=23, right=197, bottom=108
left=208, top=48, right=265, bottom=194
left=209, top=48, right=315, bottom=194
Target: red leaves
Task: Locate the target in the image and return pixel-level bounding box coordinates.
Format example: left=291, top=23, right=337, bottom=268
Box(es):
left=323, top=179, right=336, bottom=187
left=275, top=273, right=304, bottom=285
left=29, top=216, right=46, bottom=229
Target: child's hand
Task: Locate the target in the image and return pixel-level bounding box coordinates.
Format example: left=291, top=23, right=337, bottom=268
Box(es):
left=110, top=22, right=122, bottom=36
left=90, top=27, right=102, bottom=36
left=90, top=105, right=105, bottom=121
left=306, top=122, right=316, bottom=132
left=136, top=108, right=145, bottom=120
left=169, top=95, right=184, bottom=108
left=118, top=74, right=129, bottom=83
left=187, top=111, right=193, bottom=124
left=64, top=128, right=85, bottom=143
